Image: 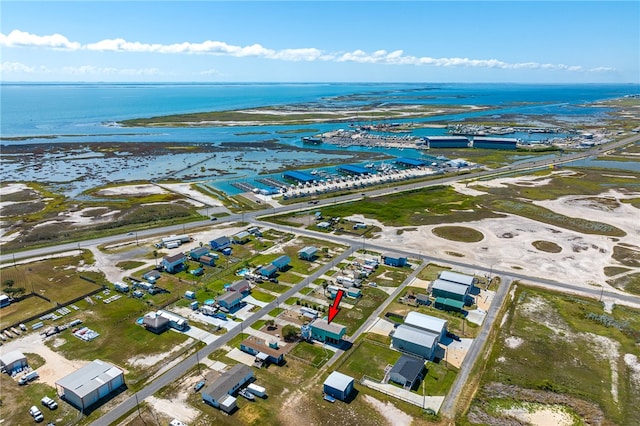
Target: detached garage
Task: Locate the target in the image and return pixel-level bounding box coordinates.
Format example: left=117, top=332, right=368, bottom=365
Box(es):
left=323, top=371, right=354, bottom=401
left=55, top=360, right=124, bottom=411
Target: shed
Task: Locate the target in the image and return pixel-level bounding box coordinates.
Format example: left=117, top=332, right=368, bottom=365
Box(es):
left=439, top=271, right=476, bottom=287
left=392, top=325, right=439, bottom=360
left=0, top=350, right=27, bottom=373
left=389, top=355, right=425, bottom=389
left=55, top=360, right=125, bottom=411
left=272, top=255, right=291, bottom=270
left=323, top=371, right=354, bottom=401
left=317, top=221, right=331, bottom=229
left=201, top=364, right=254, bottom=413
left=382, top=252, right=408, bottom=267
left=298, top=246, right=318, bottom=261
left=199, top=255, right=215, bottom=266
left=0, top=294, right=11, bottom=307
left=416, top=293, right=430, bottom=305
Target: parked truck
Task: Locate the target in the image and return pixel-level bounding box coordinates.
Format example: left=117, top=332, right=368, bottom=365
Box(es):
left=19, top=370, right=39, bottom=385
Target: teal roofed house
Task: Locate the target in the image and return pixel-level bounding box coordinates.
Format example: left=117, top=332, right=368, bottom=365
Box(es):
left=298, top=246, right=318, bottom=261
left=189, top=247, right=209, bottom=261
left=272, top=255, right=291, bottom=270
left=310, top=318, right=346, bottom=345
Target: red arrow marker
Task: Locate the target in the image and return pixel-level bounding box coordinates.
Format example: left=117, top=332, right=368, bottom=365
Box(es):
left=328, top=289, right=345, bottom=323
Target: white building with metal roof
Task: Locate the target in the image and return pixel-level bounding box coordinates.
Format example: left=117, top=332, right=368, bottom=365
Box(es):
left=439, top=271, right=476, bottom=287
left=404, top=311, right=448, bottom=340
left=323, top=371, right=354, bottom=401
left=0, top=350, right=27, bottom=374
left=392, top=325, right=439, bottom=360
left=55, top=360, right=124, bottom=411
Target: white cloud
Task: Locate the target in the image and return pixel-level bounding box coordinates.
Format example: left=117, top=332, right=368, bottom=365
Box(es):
left=0, top=30, right=81, bottom=50
left=0, top=30, right=615, bottom=73
left=0, top=61, right=37, bottom=73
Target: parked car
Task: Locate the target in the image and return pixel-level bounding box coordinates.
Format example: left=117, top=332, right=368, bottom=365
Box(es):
left=193, top=380, right=205, bottom=392
left=41, top=396, right=58, bottom=410
left=29, top=406, right=44, bottom=422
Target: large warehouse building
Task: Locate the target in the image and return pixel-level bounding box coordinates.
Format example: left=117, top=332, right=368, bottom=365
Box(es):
left=403, top=311, right=448, bottom=340
left=472, top=137, right=518, bottom=150
left=0, top=351, right=27, bottom=374
left=55, top=360, right=124, bottom=411
left=424, top=136, right=470, bottom=149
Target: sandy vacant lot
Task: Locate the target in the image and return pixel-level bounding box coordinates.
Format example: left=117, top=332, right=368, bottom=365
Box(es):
left=348, top=176, right=640, bottom=298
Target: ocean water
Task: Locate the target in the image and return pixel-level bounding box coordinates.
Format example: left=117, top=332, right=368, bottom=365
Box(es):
left=1, top=83, right=637, bottom=196
left=2, top=82, right=637, bottom=141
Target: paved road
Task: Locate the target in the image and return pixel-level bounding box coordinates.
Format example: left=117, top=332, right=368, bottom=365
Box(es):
left=5, top=134, right=639, bottom=425
left=439, top=276, right=513, bottom=417
left=4, top=133, right=638, bottom=265
left=90, top=245, right=355, bottom=426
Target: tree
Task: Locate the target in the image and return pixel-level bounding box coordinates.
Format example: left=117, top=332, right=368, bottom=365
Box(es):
left=321, top=280, right=329, bottom=297
left=265, top=319, right=276, bottom=330
left=2, top=279, right=14, bottom=288
left=282, top=324, right=299, bottom=342
left=153, top=250, right=158, bottom=267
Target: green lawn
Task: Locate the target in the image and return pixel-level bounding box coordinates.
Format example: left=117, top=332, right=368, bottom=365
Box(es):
left=465, top=285, right=640, bottom=425
left=338, top=338, right=402, bottom=381
left=289, top=341, right=331, bottom=367
left=249, top=289, right=277, bottom=303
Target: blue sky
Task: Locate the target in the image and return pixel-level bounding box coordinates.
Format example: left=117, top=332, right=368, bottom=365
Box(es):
left=1, top=1, right=638, bottom=83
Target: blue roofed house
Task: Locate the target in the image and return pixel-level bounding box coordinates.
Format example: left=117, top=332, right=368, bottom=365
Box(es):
left=210, top=236, right=231, bottom=251
left=162, top=253, right=187, bottom=273
left=259, top=264, right=278, bottom=278
left=298, top=246, right=318, bottom=261
left=189, top=247, right=210, bottom=261
left=217, top=290, right=243, bottom=312
left=382, top=252, right=408, bottom=267
left=272, top=255, right=291, bottom=270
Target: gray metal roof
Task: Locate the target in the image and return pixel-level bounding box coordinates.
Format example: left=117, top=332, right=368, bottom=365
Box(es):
left=217, top=290, right=242, bottom=304
left=432, top=279, right=469, bottom=296
left=0, top=350, right=26, bottom=367
left=439, top=271, right=475, bottom=286
left=202, top=364, right=253, bottom=401
left=55, top=360, right=123, bottom=399
left=324, top=371, right=354, bottom=392
left=404, top=312, right=447, bottom=335
left=311, top=318, right=346, bottom=335
left=390, top=355, right=424, bottom=382
left=298, top=246, right=317, bottom=255
left=393, top=325, right=438, bottom=348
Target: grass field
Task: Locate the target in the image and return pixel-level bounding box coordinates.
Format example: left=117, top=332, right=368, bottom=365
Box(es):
left=463, top=285, right=640, bottom=425
left=338, top=338, right=402, bottom=381
left=47, top=296, right=191, bottom=386
left=432, top=226, right=484, bottom=243
left=289, top=341, right=331, bottom=367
